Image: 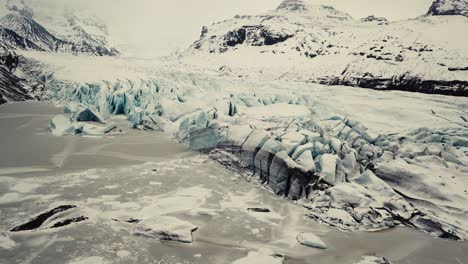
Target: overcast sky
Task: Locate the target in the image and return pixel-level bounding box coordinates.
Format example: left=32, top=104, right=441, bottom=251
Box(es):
left=34, top=0, right=434, bottom=58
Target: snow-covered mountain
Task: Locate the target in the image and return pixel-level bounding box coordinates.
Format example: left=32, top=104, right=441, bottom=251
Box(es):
left=0, top=0, right=118, bottom=56
left=182, top=0, right=468, bottom=96
left=0, top=25, right=42, bottom=51
left=0, top=13, right=66, bottom=51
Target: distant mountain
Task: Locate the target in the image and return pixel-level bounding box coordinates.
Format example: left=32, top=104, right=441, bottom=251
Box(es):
left=427, top=0, right=468, bottom=17
left=182, top=0, right=468, bottom=96
left=0, top=1, right=118, bottom=56
left=0, top=25, right=43, bottom=51
left=0, top=13, right=65, bottom=51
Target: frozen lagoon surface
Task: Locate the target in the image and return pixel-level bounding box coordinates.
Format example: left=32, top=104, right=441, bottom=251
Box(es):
left=0, top=102, right=467, bottom=264
left=1, top=53, right=468, bottom=263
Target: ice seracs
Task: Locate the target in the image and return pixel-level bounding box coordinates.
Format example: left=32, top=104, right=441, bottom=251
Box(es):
left=40, top=69, right=468, bottom=240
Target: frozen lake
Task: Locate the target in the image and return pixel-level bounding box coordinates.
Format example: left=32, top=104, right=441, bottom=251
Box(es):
left=1, top=102, right=467, bottom=264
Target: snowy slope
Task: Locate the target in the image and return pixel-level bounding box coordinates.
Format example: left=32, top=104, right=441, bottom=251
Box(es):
left=0, top=66, right=31, bottom=104
left=181, top=0, right=468, bottom=96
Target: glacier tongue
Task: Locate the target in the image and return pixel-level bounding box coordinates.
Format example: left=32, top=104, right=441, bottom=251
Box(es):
left=43, top=68, right=468, bottom=240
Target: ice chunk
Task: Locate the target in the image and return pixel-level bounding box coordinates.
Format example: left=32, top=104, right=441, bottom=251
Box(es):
left=232, top=251, right=283, bottom=264
left=254, top=138, right=285, bottom=179
left=49, top=115, right=76, bottom=136
left=342, top=153, right=361, bottom=180
left=132, top=216, right=198, bottom=243
left=291, top=142, right=314, bottom=160
left=50, top=115, right=114, bottom=137
left=189, top=128, right=220, bottom=151
left=269, top=151, right=309, bottom=199
left=317, top=154, right=342, bottom=185
left=0, top=232, right=16, bottom=250
left=295, top=150, right=315, bottom=173
left=63, top=101, right=82, bottom=114
left=73, top=108, right=103, bottom=123
left=141, top=115, right=165, bottom=131
left=297, top=232, right=327, bottom=249
left=82, top=122, right=116, bottom=136
left=353, top=170, right=391, bottom=193
left=281, top=132, right=306, bottom=155
left=240, top=130, right=270, bottom=166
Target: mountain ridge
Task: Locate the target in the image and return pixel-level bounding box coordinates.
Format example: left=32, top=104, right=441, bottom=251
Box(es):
left=181, top=0, right=468, bottom=96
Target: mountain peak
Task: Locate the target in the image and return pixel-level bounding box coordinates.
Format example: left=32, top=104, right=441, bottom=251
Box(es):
left=274, top=0, right=352, bottom=21
left=276, top=0, right=308, bottom=12
left=427, top=0, right=468, bottom=17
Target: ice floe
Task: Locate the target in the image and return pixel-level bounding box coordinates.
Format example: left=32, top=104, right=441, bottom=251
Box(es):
left=131, top=216, right=198, bottom=243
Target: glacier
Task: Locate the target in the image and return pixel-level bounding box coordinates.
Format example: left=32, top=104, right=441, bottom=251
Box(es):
left=1, top=0, right=467, bottom=262
left=33, top=59, right=468, bottom=241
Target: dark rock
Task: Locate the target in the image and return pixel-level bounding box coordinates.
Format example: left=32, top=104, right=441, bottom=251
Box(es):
left=51, top=216, right=88, bottom=228
left=395, top=54, right=404, bottom=62
left=361, top=15, right=388, bottom=22
left=11, top=205, right=80, bottom=232
left=247, top=208, right=271, bottom=213
left=125, top=218, right=141, bottom=224
left=448, top=66, right=468, bottom=71
left=318, top=73, right=468, bottom=96
left=225, top=28, right=246, bottom=47
left=223, top=26, right=293, bottom=48
left=200, top=26, right=209, bottom=38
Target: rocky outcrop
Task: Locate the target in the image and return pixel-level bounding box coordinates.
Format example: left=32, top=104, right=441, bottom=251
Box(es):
left=0, top=25, right=43, bottom=51
left=427, top=0, right=468, bottom=17
left=277, top=0, right=308, bottom=12
left=361, top=15, right=388, bottom=23
left=0, top=66, right=31, bottom=104
left=184, top=0, right=468, bottom=97
left=318, top=74, right=468, bottom=96
left=215, top=26, right=294, bottom=51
